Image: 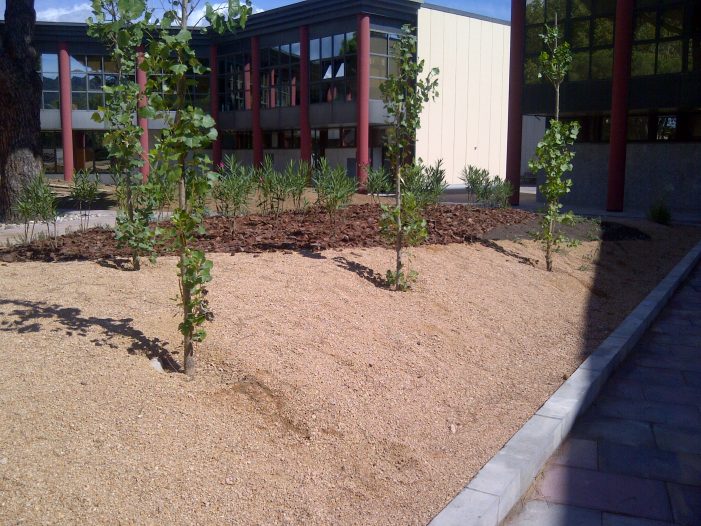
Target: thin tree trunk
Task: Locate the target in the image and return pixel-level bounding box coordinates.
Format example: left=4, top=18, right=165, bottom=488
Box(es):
left=0, top=0, right=42, bottom=221
left=394, top=162, right=403, bottom=291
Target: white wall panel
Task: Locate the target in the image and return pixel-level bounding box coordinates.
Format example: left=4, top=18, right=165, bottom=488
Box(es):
left=416, top=7, right=510, bottom=185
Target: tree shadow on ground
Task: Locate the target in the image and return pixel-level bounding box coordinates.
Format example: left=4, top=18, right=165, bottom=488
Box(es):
left=332, top=256, right=389, bottom=290
left=0, top=299, right=181, bottom=372
left=97, top=257, right=137, bottom=271
left=478, top=239, right=539, bottom=267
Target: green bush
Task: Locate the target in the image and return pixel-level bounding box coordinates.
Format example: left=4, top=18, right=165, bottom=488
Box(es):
left=12, top=173, right=58, bottom=245
left=367, top=165, right=392, bottom=201
left=70, top=169, right=100, bottom=230
left=256, top=156, right=287, bottom=216
left=648, top=200, right=671, bottom=225
left=282, top=160, right=309, bottom=212
left=459, top=165, right=513, bottom=208
left=212, top=156, right=255, bottom=219
left=314, top=158, right=357, bottom=226
left=403, top=159, right=448, bottom=208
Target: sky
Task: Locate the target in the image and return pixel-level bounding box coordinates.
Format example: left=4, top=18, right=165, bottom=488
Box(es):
left=0, top=0, right=511, bottom=24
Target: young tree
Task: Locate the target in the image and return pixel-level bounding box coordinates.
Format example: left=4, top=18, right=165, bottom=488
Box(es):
left=0, top=0, right=42, bottom=221
left=529, top=23, right=580, bottom=272
left=141, top=0, right=251, bottom=376
left=87, top=0, right=155, bottom=271
left=379, top=24, right=438, bottom=290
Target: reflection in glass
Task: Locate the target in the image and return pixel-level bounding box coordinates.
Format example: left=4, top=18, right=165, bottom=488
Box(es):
left=632, top=43, right=656, bottom=76
left=657, top=40, right=682, bottom=74
left=591, top=48, right=613, bottom=79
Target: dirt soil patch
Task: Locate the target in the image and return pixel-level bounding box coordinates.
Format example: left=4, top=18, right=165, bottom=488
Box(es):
left=0, top=204, right=535, bottom=263
left=0, top=218, right=699, bottom=525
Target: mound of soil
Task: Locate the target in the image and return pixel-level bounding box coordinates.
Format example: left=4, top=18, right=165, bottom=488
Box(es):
left=0, top=204, right=536, bottom=263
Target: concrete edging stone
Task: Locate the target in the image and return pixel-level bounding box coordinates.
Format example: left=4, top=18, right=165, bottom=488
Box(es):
left=428, top=239, right=701, bottom=526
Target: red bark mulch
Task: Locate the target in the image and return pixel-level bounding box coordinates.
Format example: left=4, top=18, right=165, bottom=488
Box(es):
left=0, top=204, right=536, bottom=263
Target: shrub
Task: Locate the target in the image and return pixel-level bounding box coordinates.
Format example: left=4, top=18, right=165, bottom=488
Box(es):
left=367, top=165, right=392, bottom=202
left=403, top=159, right=448, bottom=208
left=648, top=200, right=671, bottom=225
left=283, top=160, right=309, bottom=212
left=212, top=156, right=255, bottom=220
left=314, top=158, right=357, bottom=227
left=256, top=156, right=287, bottom=216
left=12, top=173, right=57, bottom=246
left=70, top=169, right=100, bottom=230
left=459, top=165, right=513, bottom=209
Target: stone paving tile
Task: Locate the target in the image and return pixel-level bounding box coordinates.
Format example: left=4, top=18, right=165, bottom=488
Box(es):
left=613, top=365, right=686, bottom=387
left=638, top=343, right=701, bottom=360
left=654, top=425, right=701, bottom=455
left=552, top=439, right=598, bottom=470
left=507, top=501, right=602, bottom=526
left=643, top=384, right=701, bottom=409
left=570, top=416, right=656, bottom=448
left=589, top=396, right=701, bottom=428
left=601, top=514, right=674, bottom=526
left=536, top=465, right=672, bottom=521
left=682, top=371, right=701, bottom=388
left=600, top=379, right=645, bottom=401
left=598, top=441, right=701, bottom=486
left=648, top=334, right=701, bottom=348
left=667, top=483, right=701, bottom=526
left=632, top=354, right=701, bottom=373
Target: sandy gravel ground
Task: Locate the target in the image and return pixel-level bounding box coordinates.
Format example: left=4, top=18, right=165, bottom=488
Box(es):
left=0, top=220, right=699, bottom=525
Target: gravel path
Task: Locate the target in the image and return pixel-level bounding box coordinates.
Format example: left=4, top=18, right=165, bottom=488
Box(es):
left=0, top=221, right=699, bottom=525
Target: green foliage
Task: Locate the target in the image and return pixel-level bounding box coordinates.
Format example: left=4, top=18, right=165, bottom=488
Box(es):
left=12, top=173, right=58, bottom=245
left=139, top=0, right=250, bottom=376
left=379, top=24, right=440, bottom=290
left=402, top=159, right=448, bottom=208
left=212, top=155, right=255, bottom=219
left=648, top=200, right=672, bottom=225
left=255, top=156, right=286, bottom=216
left=529, top=23, right=580, bottom=272
left=459, top=165, right=513, bottom=208
left=366, top=165, right=392, bottom=202
left=114, top=183, right=158, bottom=263
left=70, top=169, right=100, bottom=230
left=313, top=158, right=357, bottom=225
left=379, top=192, right=428, bottom=290
left=283, top=160, right=309, bottom=212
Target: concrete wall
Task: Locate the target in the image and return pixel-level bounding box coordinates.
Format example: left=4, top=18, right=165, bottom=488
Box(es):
left=537, top=142, right=701, bottom=214
left=415, top=7, right=510, bottom=185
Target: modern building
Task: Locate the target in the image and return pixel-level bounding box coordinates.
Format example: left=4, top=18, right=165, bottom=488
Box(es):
left=0, top=0, right=512, bottom=187
left=506, top=0, right=701, bottom=214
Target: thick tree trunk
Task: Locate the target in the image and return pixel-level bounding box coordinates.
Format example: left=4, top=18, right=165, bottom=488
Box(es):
left=0, top=0, right=42, bottom=221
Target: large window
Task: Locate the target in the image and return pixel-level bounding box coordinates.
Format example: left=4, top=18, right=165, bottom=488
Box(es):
left=261, top=42, right=301, bottom=108
left=220, top=52, right=251, bottom=111
left=69, top=54, right=119, bottom=110
left=631, top=0, right=695, bottom=77
left=310, top=32, right=357, bottom=103
left=39, top=54, right=60, bottom=109
left=565, top=111, right=701, bottom=142
left=40, top=131, right=64, bottom=173
left=369, top=31, right=399, bottom=99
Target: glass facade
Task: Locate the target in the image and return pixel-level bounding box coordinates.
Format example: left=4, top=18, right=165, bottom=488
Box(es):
left=369, top=31, right=399, bottom=99
left=524, top=0, right=700, bottom=83
left=260, top=41, right=301, bottom=108
left=220, top=52, right=252, bottom=111
left=39, top=53, right=60, bottom=109
left=69, top=54, right=119, bottom=110
left=310, top=32, right=357, bottom=103
left=566, top=111, right=701, bottom=142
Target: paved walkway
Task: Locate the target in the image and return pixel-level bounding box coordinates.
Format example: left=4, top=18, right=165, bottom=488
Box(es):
left=506, top=264, right=701, bottom=526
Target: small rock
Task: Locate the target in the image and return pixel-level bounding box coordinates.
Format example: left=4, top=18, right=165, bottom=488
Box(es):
left=150, top=357, right=164, bottom=373
left=224, top=476, right=236, bottom=485
left=0, top=457, right=7, bottom=465
left=449, top=423, right=457, bottom=434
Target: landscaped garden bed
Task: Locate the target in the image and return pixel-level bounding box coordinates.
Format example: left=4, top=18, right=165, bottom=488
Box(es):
left=1, top=210, right=699, bottom=525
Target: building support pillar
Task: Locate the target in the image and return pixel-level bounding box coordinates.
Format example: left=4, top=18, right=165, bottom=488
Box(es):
left=136, top=46, right=149, bottom=182
left=58, top=42, right=74, bottom=182
left=209, top=44, right=222, bottom=166
left=606, top=0, right=634, bottom=212
left=299, top=25, right=312, bottom=165
left=251, top=36, right=263, bottom=166
left=356, top=13, right=370, bottom=190
left=505, top=0, right=525, bottom=205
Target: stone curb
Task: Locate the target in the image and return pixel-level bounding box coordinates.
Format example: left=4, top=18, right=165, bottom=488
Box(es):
left=428, top=239, right=701, bottom=526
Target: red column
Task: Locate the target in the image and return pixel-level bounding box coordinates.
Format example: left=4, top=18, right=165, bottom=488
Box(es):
left=505, top=0, right=525, bottom=206
left=356, top=14, right=370, bottom=190
left=299, top=26, right=311, bottom=164
left=606, top=0, right=634, bottom=212
left=58, top=42, right=74, bottom=182
left=209, top=44, right=222, bottom=166
left=136, top=46, right=149, bottom=182
left=251, top=36, right=263, bottom=166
